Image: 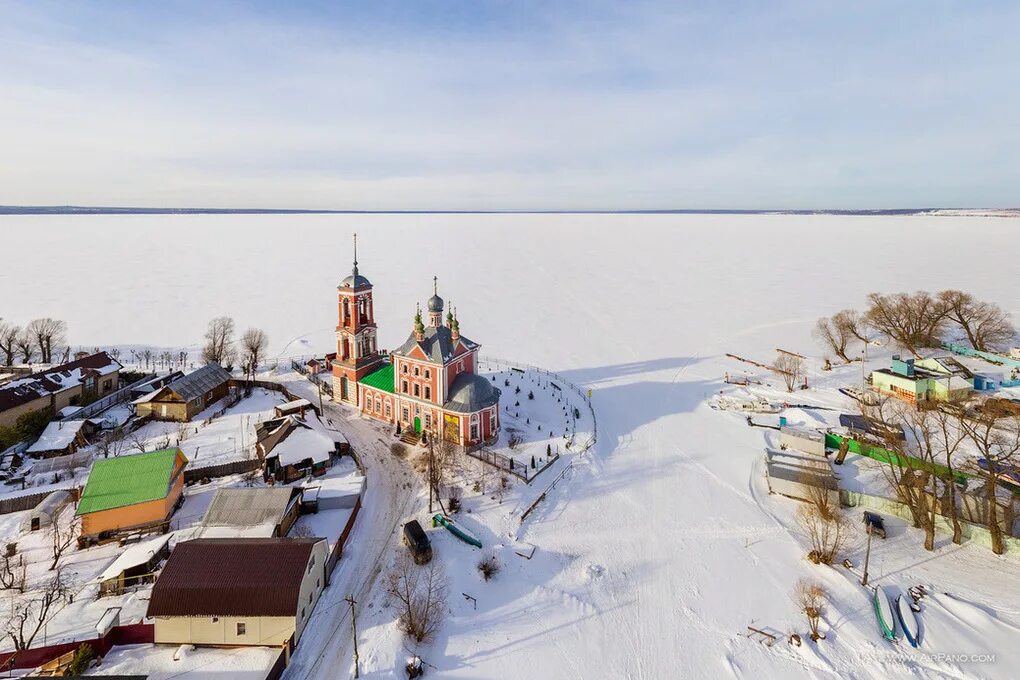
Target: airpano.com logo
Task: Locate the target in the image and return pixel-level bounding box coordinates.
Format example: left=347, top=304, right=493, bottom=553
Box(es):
left=859, top=651, right=996, bottom=664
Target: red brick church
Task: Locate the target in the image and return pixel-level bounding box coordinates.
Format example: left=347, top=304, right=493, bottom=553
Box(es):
left=331, top=237, right=501, bottom=447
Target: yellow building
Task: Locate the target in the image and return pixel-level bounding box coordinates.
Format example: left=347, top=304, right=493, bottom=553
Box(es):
left=146, top=538, right=329, bottom=648
left=0, top=352, right=121, bottom=428
left=132, top=364, right=232, bottom=422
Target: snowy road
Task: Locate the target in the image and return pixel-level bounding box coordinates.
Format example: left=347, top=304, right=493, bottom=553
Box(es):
left=273, top=373, right=421, bottom=680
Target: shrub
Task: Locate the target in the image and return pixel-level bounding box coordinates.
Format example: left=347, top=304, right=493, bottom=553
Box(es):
left=65, top=643, right=95, bottom=675
left=477, top=555, right=501, bottom=581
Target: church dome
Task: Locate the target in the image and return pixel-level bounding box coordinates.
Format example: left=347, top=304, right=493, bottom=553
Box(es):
left=427, top=293, right=444, bottom=313
left=339, top=272, right=372, bottom=289
left=445, top=372, right=500, bottom=413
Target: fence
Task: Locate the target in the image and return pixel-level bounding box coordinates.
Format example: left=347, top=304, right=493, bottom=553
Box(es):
left=325, top=494, right=363, bottom=578
left=0, top=622, right=154, bottom=671
left=466, top=446, right=559, bottom=484
left=185, top=458, right=262, bottom=484
left=478, top=356, right=598, bottom=454
left=61, top=373, right=156, bottom=421
left=291, top=360, right=333, bottom=396
left=0, top=489, right=65, bottom=515
left=825, top=433, right=969, bottom=484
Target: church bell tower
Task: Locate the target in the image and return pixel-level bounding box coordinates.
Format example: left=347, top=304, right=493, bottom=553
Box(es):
left=332, top=234, right=383, bottom=405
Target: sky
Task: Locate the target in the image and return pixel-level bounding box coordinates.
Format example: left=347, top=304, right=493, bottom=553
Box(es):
left=1, top=1, right=1018, bottom=210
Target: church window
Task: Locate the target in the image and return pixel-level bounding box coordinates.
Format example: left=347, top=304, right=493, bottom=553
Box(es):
left=402, top=407, right=409, bottom=422
left=385, top=403, right=392, bottom=418
left=414, top=366, right=420, bottom=376
left=424, top=386, right=431, bottom=400
left=402, top=380, right=408, bottom=393
left=424, top=413, right=431, bottom=428
left=424, top=369, right=430, bottom=379
left=414, top=384, right=420, bottom=397
left=402, top=364, right=408, bottom=374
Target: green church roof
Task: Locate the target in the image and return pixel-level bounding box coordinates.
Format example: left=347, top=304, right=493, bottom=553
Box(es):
left=76, top=448, right=184, bottom=515
left=361, top=363, right=395, bottom=394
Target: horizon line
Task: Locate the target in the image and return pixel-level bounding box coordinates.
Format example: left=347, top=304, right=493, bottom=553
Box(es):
left=2, top=205, right=1019, bottom=217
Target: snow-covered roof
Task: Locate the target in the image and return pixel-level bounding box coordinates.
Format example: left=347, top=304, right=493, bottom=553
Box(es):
left=265, top=423, right=334, bottom=466
left=276, top=398, right=313, bottom=411
left=27, top=420, right=87, bottom=453
left=303, top=473, right=364, bottom=500
left=97, top=533, right=171, bottom=583
left=58, top=405, right=83, bottom=418
left=202, top=487, right=299, bottom=528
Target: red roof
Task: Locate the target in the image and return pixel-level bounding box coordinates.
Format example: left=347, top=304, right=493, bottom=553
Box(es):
left=146, top=538, right=322, bottom=617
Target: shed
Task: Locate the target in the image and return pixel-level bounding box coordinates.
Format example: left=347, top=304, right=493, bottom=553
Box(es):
left=303, top=474, right=365, bottom=511
left=26, top=420, right=90, bottom=458
left=146, top=538, right=329, bottom=647
left=76, top=448, right=188, bottom=542
left=97, top=533, right=171, bottom=596
left=259, top=417, right=337, bottom=483
left=201, top=487, right=302, bottom=537
left=274, top=398, right=318, bottom=419
left=765, top=447, right=839, bottom=506
left=778, top=426, right=826, bottom=457
left=20, top=489, right=73, bottom=532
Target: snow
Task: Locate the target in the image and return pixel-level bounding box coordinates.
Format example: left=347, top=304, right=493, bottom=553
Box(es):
left=87, top=643, right=279, bottom=678
left=26, top=419, right=86, bottom=453
left=266, top=424, right=333, bottom=466
left=95, top=534, right=170, bottom=583
left=3, top=213, right=1020, bottom=679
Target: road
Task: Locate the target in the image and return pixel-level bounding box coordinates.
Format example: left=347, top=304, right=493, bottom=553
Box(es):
left=274, top=372, right=421, bottom=679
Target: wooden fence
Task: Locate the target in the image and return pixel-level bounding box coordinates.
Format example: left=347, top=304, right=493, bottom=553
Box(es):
left=61, top=373, right=156, bottom=421
left=0, top=622, right=154, bottom=671
left=0, top=489, right=66, bottom=516
left=185, top=458, right=262, bottom=484
left=325, top=494, right=362, bottom=579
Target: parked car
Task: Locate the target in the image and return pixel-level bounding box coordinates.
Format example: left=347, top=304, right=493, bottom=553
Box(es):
left=402, top=519, right=432, bottom=564
left=863, top=511, right=887, bottom=539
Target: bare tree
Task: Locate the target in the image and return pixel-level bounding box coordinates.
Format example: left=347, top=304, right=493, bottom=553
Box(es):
left=865, top=291, right=949, bottom=357
left=863, top=398, right=931, bottom=531
left=794, top=579, right=827, bottom=641
left=202, top=317, right=236, bottom=367
left=141, top=348, right=153, bottom=370
left=2, top=570, right=71, bottom=651
left=0, top=321, right=18, bottom=366
left=239, top=327, right=269, bottom=380
left=15, top=329, right=34, bottom=363
left=50, top=514, right=79, bottom=571
left=939, top=290, right=1015, bottom=352
left=127, top=432, right=149, bottom=454
left=97, top=426, right=126, bottom=459
left=796, top=504, right=851, bottom=565
left=388, top=552, right=448, bottom=644
left=960, top=407, right=1020, bottom=555
left=26, top=318, right=67, bottom=364
left=0, top=554, right=26, bottom=593
left=107, top=347, right=121, bottom=362
left=813, top=309, right=867, bottom=363
left=773, top=352, right=805, bottom=392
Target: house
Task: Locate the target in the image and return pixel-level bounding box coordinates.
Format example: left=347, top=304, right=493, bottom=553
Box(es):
left=870, top=354, right=973, bottom=404
left=765, top=447, right=839, bottom=506
left=257, top=416, right=337, bottom=483
left=146, top=538, right=329, bottom=648
left=201, top=487, right=302, bottom=537
left=26, top=419, right=93, bottom=458
left=305, top=358, right=324, bottom=376
left=97, top=533, right=171, bottom=596
left=0, top=352, right=121, bottom=428
left=76, top=448, right=188, bottom=542
left=131, top=364, right=232, bottom=422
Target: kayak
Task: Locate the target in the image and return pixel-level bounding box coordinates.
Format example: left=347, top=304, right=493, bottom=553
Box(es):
left=895, top=595, right=920, bottom=647
left=873, top=586, right=898, bottom=642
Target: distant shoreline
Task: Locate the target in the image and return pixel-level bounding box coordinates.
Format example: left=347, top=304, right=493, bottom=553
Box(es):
left=1, top=206, right=1017, bottom=216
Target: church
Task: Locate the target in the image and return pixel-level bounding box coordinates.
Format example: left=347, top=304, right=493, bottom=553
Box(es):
left=331, top=237, right=501, bottom=447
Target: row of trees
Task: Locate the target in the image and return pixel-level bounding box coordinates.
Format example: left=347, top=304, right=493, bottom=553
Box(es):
left=864, top=398, right=1019, bottom=556
left=814, top=290, right=1015, bottom=362
left=0, top=318, right=68, bottom=365
left=201, top=317, right=268, bottom=380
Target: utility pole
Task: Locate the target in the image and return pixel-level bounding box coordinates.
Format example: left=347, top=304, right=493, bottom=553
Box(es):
left=317, top=378, right=324, bottom=414
left=428, top=438, right=434, bottom=513
left=346, top=595, right=360, bottom=678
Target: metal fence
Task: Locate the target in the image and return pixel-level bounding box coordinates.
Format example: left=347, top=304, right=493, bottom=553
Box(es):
left=61, top=373, right=156, bottom=421
left=478, top=355, right=598, bottom=454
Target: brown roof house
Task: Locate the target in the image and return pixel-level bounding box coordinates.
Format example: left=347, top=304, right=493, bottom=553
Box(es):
left=0, top=352, right=121, bottom=428
left=256, top=416, right=338, bottom=483
left=132, top=364, right=232, bottom=422
left=146, top=538, right=329, bottom=648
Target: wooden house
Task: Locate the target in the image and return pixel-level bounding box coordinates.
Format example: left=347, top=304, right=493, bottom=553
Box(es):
left=132, top=364, right=232, bottom=422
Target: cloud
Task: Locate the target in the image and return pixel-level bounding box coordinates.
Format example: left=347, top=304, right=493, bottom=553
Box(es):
left=0, top=1, right=1018, bottom=208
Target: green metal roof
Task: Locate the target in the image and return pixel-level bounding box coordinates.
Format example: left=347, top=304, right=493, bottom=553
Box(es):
left=76, top=448, right=184, bottom=515
left=361, top=363, right=395, bottom=394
